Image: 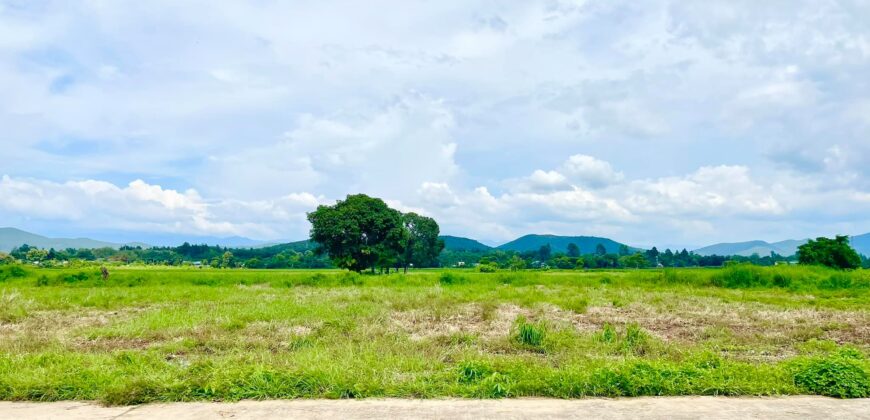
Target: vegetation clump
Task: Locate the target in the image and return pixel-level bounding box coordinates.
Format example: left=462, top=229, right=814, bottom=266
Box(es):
left=515, top=317, right=546, bottom=347
left=793, top=354, right=870, bottom=398
left=798, top=236, right=862, bottom=270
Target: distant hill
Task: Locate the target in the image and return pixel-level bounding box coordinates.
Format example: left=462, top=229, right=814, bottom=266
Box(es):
left=0, top=227, right=268, bottom=251
left=0, top=227, right=121, bottom=252
left=440, top=235, right=492, bottom=252
left=850, top=233, right=870, bottom=256
left=496, top=234, right=635, bottom=254
left=694, top=239, right=808, bottom=257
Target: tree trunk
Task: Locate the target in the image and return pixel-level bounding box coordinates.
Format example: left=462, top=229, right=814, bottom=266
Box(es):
left=403, top=265, right=408, bottom=274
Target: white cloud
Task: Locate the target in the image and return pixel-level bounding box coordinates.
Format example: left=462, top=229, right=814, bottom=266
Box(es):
left=1, top=1, right=870, bottom=246
left=0, top=176, right=322, bottom=240
left=202, top=94, right=458, bottom=200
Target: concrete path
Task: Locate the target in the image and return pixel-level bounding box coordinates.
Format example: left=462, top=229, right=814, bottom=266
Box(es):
left=1, top=397, right=868, bottom=420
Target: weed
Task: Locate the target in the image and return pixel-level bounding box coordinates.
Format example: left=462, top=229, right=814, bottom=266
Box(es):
left=457, top=361, right=493, bottom=383
left=597, top=323, right=618, bottom=343
left=793, top=356, right=870, bottom=398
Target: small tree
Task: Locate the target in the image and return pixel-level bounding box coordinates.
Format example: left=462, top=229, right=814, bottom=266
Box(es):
left=566, top=243, right=580, bottom=258
left=508, top=255, right=526, bottom=271
left=538, top=244, right=552, bottom=262
left=221, top=251, right=235, bottom=268
left=797, top=236, right=861, bottom=270
left=595, top=243, right=607, bottom=256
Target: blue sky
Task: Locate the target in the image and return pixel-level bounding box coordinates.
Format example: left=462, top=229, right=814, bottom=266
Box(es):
left=1, top=0, right=870, bottom=248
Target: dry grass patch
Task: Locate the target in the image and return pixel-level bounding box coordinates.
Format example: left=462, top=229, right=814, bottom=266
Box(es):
left=390, top=303, right=532, bottom=341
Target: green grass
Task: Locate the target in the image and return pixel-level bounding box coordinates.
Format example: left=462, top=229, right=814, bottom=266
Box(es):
left=0, top=264, right=868, bottom=404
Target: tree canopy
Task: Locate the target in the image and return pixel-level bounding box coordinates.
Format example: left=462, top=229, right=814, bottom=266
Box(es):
left=797, top=235, right=861, bottom=270
left=307, top=194, right=443, bottom=273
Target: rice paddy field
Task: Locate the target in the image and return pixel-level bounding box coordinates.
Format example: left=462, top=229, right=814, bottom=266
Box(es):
left=0, top=264, right=869, bottom=404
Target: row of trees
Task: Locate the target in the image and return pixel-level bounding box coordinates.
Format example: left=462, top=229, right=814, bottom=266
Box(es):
left=308, top=194, right=444, bottom=273
left=5, top=242, right=333, bottom=269
left=439, top=244, right=796, bottom=271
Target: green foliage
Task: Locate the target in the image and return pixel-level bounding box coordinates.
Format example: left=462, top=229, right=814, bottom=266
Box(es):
left=798, top=236, right=862, bottom=270
left=0, top=265, right=27, bottom=282
left=307, top=195, right=443, bottom=273
left=478, top=263, right=499, bottom=273
left=400, top=212, right=444, bottom=270
left=793, top=355, right=870, bottom=398
left=438, top=272, right=466, bottom=285
left=457, top=361, right=493, bottom=383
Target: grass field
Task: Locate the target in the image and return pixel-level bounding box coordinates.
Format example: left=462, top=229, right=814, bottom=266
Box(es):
left=1, top=264, right=869, bottom=404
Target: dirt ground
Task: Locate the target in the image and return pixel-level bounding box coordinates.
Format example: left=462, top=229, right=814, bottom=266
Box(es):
left=1, top=397, right=868, bottom=420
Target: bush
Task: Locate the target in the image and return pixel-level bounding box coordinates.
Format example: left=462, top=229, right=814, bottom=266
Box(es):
left=439, top=272, right=466, bottom=286
left=0, top=265, right=27, bottom=282
left=35, top=271, right=95, bottom=287
left=478, top=263, right=499, bottom=273
left=794, top=356, right=870, bottom=398
left=712, top=264, right=769, bottom=288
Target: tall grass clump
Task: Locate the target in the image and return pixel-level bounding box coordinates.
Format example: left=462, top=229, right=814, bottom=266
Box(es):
left=514, top=317, right=545, bottom=347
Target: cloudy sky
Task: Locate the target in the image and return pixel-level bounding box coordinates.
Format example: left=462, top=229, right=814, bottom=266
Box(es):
left=1, top=0, right=869, bottom=248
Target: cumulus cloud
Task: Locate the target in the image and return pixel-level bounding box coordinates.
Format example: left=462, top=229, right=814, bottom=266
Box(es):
left=1, top=1, right=870, bottom=246
left=202, top=94, right=459, bottom=200
left=0, top=176, right=322, bottom=240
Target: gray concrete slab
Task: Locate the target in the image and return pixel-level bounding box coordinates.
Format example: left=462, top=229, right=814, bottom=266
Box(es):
left=1, top=397, right=868, bottom=420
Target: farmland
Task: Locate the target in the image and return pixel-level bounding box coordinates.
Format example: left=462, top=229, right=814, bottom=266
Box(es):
left=1, top=265, right=869, bottom=404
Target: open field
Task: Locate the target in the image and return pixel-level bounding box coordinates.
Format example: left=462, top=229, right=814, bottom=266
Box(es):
left=1, top=265, right=869, bottom=404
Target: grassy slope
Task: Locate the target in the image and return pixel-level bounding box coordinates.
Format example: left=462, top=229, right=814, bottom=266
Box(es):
left=0, top=265, right=869, bottom=404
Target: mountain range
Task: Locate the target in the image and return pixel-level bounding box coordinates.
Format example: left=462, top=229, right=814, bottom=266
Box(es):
left=0, top=227, right=270, bottom=252
left=2, top=227, right=869, bottom=257
left=692, top=234, right=870, bottom=257
left=692, top=239, right=808, bottom=257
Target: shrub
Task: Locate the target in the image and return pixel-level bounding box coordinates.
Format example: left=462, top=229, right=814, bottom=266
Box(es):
left=515, top=317, right=545, bottom=347
left=820, top=273, right=853, bottom=290
left=712, top=264, right=768, bottom=288
left=338, top=272, right=362, bottom=286
left=439, top=272, right=466, bottom=286
left=0, top=265, right=26, bottom=282
left=478, top=263, right=499, bottom=273
left=793, top=356, right=870, bottom=398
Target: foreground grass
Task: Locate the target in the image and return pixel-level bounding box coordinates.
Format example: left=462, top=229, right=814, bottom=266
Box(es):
left=0, top=265, right=868, bottom=404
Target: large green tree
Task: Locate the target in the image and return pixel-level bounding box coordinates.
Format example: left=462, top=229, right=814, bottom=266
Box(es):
left=797, top=235, right=861, bottom=270
left=307, top=194, right=404, bottom=273
left=399, top=212, right=445, bottom=272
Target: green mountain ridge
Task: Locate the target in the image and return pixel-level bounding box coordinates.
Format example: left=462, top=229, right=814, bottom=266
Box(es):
left=496, top=234, right=635, bottom=255
left=439, top=235, right=492, bottom=252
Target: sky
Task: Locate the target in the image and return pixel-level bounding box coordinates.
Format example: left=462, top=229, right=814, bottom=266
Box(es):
left=1, top=0, right=870, bottom=249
